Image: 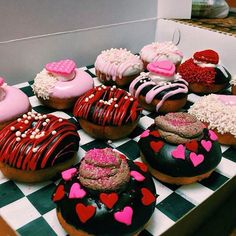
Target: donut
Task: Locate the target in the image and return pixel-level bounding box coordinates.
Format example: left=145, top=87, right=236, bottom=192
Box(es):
left=129, top=61, right=189, bottom=113
left=138, top=112, right=222, bottom=185
left=95, top=48, right=143, bottom=87
left=140, top=41, right=183, bottom=70
left=0, top=112, right=80, bottom=182
left=0, top=77, right=31, bottom=130
left=178, top=49, right=231, bottom=94
left=73, top=85, right=142, bottom=140
left=230, top=75, right=236, bottom=95
left=32, top=59, right=94, bottom=110
left=52, top=148, right=157, bottom=236
left=189, top=94, right=236, bottom=146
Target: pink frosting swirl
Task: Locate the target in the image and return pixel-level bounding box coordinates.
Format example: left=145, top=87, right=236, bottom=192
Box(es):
left=147, top=60, right=175, bottom=77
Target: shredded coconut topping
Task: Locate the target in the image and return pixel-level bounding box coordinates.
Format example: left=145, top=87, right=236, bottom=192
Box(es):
left=188, top=94, right=236, bottom=137
left=32, top=69, right=58, bottom=99
left=230, top=74, right=236, bottom=85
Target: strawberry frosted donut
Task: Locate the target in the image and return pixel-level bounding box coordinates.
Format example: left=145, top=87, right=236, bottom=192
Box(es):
left=178, top=49, right=231, bottom=94
left=0, top=112, right=80, bottom=182
left=189, top=94, right=236, bottom=146
left=32, top=59, right=94, bottom=110
left=140, top=41, right=183, bottom=70
left=95, top=48, right=143, bottom=87
left=52, top=148, right=156, bottom=236
left=129, top=60, right=188, bottom=113
left=230, top=75, right=236, bottom=95
left=0, top=77, right=31, bottom=130
left=139, top=112, right=222, bottom=185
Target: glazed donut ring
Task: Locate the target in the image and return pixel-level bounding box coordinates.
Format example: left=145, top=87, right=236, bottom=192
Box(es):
left=0, top=112, right=80, bottom=182
left=138, top=113, right=222, bottom=185
left=73, top=85, right=142, bottom=140
left=52, top=148, right=156, bottom=236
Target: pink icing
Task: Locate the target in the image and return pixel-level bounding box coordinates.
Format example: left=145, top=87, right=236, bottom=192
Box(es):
left=130, top=171, right=145, bottom=181
left=51, top=69, right=94, bottom=98
left=61, top=167, right=77, bottom=181
left=217, top=95, right=236, bottom=106
left=0, top=86, right=30, bottom=123
left=69, top=183, right=86, bottom=199
left=114, top=206, right=133, bottom=226
left=140, top=129, right=150, bottom=138
left=147, top=61, right=175, bottom=77
left=209, top=130, right=218, bottom=141
left=171, top=144, right=185, bottom=160
left=189, top=152, right=204, bottom=167
left=201, top=140, right=212, bottom=152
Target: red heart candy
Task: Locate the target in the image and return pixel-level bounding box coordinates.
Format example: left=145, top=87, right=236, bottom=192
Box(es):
left=150, top=141, right=164, bottom=153
left=141, top=188, right=156, bottom=206
left=134, top=161, right=148, bottom=172
left=185, top=140, right=198, bottom=153
left=100, top=193, right=118, bottom=209
left=76, top=203, right=96, bottom=223
left=193, top=49, right=219, bottom=64
left=149, top=130, right=160, bottom=138
left=52, top=185, right=65, bottom=202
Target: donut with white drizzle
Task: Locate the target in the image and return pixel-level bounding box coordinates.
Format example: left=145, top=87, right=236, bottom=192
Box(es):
left=129, top=60, right=188, bottom=113
left=0, top=112, right=80, bottom=182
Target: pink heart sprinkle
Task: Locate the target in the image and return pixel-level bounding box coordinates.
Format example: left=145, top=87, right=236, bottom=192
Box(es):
left=209, top=130, right=218, bottom=141
left=130, top=171, right=145, bottom=182
left=69, top=183, right=86, bottom=199
left=147, top=60, right=175, bottom=76
left=201, top=140, right=212, bottom=152
left=45, top=59, right=76, bottom=76
left=140, top=129, right=150, bottom=138
left=157, top=60, right=173, bottom=70
left=61, top=168, right=77, bottom=181
left=171, top=144, right=185, bottom=160
left=114, top=206, right=133, bottom=226
left=189, top=152, right=204, bottom=167
left=0, top=77, right=5, bottom=86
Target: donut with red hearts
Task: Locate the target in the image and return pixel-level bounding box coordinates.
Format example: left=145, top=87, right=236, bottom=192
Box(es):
left=178, top=49, right=231, bottom=94
left=52, top=148, right=157, bottom=236
left=73, top=85, right=142, bottom=140
left=138, top=112, right=222, bottom=185
left=0, top=112, right=80, bottom=182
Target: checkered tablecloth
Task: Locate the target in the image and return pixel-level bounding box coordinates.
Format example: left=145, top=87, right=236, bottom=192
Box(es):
left=0, top=65, right=236, bottom=236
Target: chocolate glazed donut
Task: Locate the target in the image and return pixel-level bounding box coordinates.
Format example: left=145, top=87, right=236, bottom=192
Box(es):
left=52, top=148, right=157, bottom=236
left=139, top=112, right=222, bottom=185
left=73, top=85, right=142, bottom=140
left=0, top=112, right=80, bottom=182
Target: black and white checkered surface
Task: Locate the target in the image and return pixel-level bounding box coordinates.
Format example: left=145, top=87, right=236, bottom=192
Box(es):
left=0, top=65, right=236, bottom=236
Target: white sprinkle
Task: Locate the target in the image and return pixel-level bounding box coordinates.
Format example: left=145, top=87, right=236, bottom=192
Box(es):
left=124, top=96, right=128, bottom=99
left=98, top=87, right=102, bottom=91
left=32, top=131, right=36, bottom=135
left=85, top=98, right=89, bottom=102
left=31, top=114, right=35, bottom=118
left=15, top=131, right=21, bottom=137
left=52, top=130, right=57, bottom=135
left=130, top=98, right=134, bottom=101
left=46, top=119, right=50, bottom=123
left=35, top=116, right=39, bottom=120
left=16, top=137, right=21, bottom=142
left=112, top=85, right=116, bottom=89
left=24, top=120, right=29, bottom=124
left=27, top=112, right=32, bottom=115
left=23, top=114, right=27, bottom=118
left=59, top=119, right=63, bottom=122
left=30, top=135, right=35, bottom=139
left=43, top=114, right=47, bottom=118
left=32, top=148, right=38, bottom=153
left=115, top=104, right=118, bottom=108
left=17, top=118, right=21, bottom=122
left=35, top=135, right=40, bottom=139
left=39, top=116, right=43, bottom=120
left=10, top=126, right=15, bottom=131
left=127, top=92, right=131, bottom=96
left=107, top=140, right=112, bottom=144
left=35, top=129, right=40, bottom=133
left=43, top=122, right=47, bottom=126
left=99, top=100, right=104, bottom=103
left=27, top=116, right=31, bottom=120
left=114, top=98, right=117, bottom=101
left=21, top=134, right=26, bottom=138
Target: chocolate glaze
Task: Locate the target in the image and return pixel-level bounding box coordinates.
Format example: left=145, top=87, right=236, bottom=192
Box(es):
left=139, top=124, right=222, bottom=177
left=215, top=67, right=231, bottom=84
left=53, top=160, right=156, bottom=236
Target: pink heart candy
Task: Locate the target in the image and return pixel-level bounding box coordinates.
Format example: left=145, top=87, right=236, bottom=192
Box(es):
left=45, top=59, right=76, bottom=76
left=147, top=60, right=175, bottom=76
left=190, top=152, right=204, bottom=167
left=130, top=171, right=145, bottom=182
left=61, top=167, right=77, bottom=181
left=69, top=183, right=86, bottom=199
left=171, top=144, right=185, bottom=160
left=114, top=206, right=133, bottom=226
left=140, top=129, right=150, bottom=138
left=0, top=77, right=5, bottom=86
left=209, top=130, right=218, bottom=141
left=201, top=140, right=212, bottom=152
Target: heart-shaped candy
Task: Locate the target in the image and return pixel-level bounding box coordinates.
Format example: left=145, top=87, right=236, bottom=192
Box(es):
left=100, top=193, right=118, bottom=209
left=171, top=144, right=185, bottom=160
left=193, top=49, right=219, bottom=64
left=76, top=203, right=96, bottom=223
left=52, top=185, right=65, bottom=202
left=201, top=140, right=212, bottom=152
left=149, top=130, right=160, bottom=138
left=185, top=140, right=198, bottom=153
left=69, top=183, right=86, bottom=199
left=147, top=60, right=175, bottom=76
left=141, top=188, right=156, bottom=206
left=61, top=168, right=77, bottom=181
left=140, top=129, right=150, bottom=138
left=130, top=171, right=145, bottom=182
left=209, top=130, right=218, bottom=141
left=114, top=206, right=133, bottom=226
left=150, top=141, right=164, bottom=153
left=189, top=152, right=204, bottom=167
left=45, top=59, right=76, bottom=76
left=134, top=161, right=148, bottom=172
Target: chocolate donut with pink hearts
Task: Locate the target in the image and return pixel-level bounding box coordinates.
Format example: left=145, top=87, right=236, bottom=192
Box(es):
left=129, top=60, right=188, bottom=113
left=32, top=59, right=94, bottom=110
left=52, top=148, right=157, bottom=236
left=138, top=112, right=222, bottom=185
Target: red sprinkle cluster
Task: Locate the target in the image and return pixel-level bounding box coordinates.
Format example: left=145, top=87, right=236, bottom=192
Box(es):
left=73, top=85, right=142, bottom=126
left=178, top=59, right=216, bottom=84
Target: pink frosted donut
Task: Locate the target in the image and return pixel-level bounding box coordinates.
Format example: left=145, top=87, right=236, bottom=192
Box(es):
left=0, top=77, right=31, bottom=130
left=32, top=59, right=94, bottom=110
